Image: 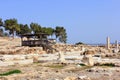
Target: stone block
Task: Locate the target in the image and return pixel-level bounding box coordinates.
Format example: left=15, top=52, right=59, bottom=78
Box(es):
left=82, top=55, right=94, bottom=66
left=0, top=61, right=15, bottom=66
left=14, top=59, right=33, bottom=65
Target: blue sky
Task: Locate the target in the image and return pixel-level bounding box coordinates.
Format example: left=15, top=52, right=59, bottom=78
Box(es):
left=0, top=0, right=120, bottom=44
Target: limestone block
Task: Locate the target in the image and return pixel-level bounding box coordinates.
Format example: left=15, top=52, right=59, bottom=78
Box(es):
left=82, top=55, right=94, bottom=66
left=58, top=51, right=66, bottom=63
left=0, top=61, right=15, bottom=66
left=33, top=56, right=39, bottom=63
left=13, top=55, right=26, bottom=60
left=78, top=76, right=91, bottom=80
left=64, top=76, right=77, bottom=80
left=14, top=59, right=33, bottom=65
left=1, top=55, right=14, bottom=61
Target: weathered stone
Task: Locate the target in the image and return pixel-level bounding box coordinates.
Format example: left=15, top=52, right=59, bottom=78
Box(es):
left=106, top=37, right=110, bottom=50
left=0, top=55, right=14, bottom=61
left=0, top=61, right=15, bottom=66
left=14, top=59, right=33, bottom=65
left=78, top=76, right=91, bottom=80
left=64, top=76, right=77, bottom=80
left=64, top=76, right=91, bottom=80
left=82, top=55, right=94, bottom=66
left=0, top=56, right=33, bottom=66
left=83, top=50, right=95, bottom=55
left=57, top=51, right=66, bottom=63
left=13, top=55, right=26, bottom=60
left=33, top=55, right=39, bottom=63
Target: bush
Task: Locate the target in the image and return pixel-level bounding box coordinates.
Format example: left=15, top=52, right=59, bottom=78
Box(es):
left=75, top=42, right=84, bottom=45
left=0, top=70, right=21, bottom=76
left=95, top=63, right=115, bottom=67
left=100, top=63, right=115, bottom=67
left=79, top=63, right=86, bottom=66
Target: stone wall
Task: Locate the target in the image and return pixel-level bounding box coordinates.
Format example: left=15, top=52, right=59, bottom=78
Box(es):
left=0, top=54, right=40, bottom=66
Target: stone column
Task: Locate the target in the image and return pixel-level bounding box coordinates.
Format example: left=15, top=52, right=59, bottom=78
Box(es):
left=82, top=46, right=86, bottom=52
left=106, top=37, right=110, bottom=49
left=115, top=40, right=119, bottom=49
left=58, top=51, right=66, bottom=63
left=115, top=40, right=119, bottom=53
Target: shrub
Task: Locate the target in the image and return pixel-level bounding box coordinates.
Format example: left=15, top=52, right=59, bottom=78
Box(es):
left=95, top=63, right=115, bottom=67
left=75, top=42, right=84, bottom=45
left=0, top=70, right=21, bottom=76
left=79, top=63, right=86, bottom=66
left=100, top=63, right=115, bottom=67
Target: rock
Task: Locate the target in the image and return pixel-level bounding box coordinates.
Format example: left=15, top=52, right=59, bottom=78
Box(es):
left=57, top=51, right=66, bottom=63
left=14, top=59, right=33, bottom=65
left=64, top=76, right=77, bottom=80
left=115, top=63, right=120, bottom=67
left=33, top=55, right=39, bottom=63
left=64, top=76, right=91, bottom=80
left=82, top=55, right=94, bottom=66
left=78, top=76, right=91, bottom=80
left=0, top=61, right=15, bottom=66
left=83, top=50, right=95, bottom=55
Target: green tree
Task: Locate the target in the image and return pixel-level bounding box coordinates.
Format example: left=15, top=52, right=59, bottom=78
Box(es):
left=55, top=26, right=67, bottom=43
left=4, top=18, right=20, bottom=38
left=0, top=18, right=3, bottom=36
left=55, top=26, right=61, bottom=39
left=59, top=31, right=67, bottom=43
left=46, top=27, right=54, bottom=36
left=18, top=24, right=31, bottom=35
left=0, top=18, right=3, bottom=27
left=30, top=22, right=41, bottom=33
left=41, top=27, right=54, bottom=36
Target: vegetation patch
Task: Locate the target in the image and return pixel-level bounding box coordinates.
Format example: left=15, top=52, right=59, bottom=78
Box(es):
left=46, top=64, right=65, bottom=69
left=79, top=63, right=86, bottom=66
left=75, top=42, right=85, bottom=45
left=100, top=63, right=115, bottom=67
left=95, top=63, right=115, bottom=67
left=70, top=66, right=93, bottom=72
left=0, top=70, right=21, bottom=76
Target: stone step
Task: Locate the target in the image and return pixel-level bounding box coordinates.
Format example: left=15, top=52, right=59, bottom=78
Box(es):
left=0, top=59, right=33, bottom=66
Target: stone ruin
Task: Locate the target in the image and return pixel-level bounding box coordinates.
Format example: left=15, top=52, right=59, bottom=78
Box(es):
left=57, top=51, right=66, bottom=63
left=0, top=54, right=40, bottom=67
left=82, top=50, right=95, bottom=66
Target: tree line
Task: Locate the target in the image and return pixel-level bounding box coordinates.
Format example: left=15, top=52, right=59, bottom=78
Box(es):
left=0, top=18, right=67, bottom=43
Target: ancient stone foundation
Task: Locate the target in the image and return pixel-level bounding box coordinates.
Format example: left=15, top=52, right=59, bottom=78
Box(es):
left=0, top=54, right=39, bottom=66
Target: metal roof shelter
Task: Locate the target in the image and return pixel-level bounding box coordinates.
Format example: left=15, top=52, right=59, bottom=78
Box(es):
left=21, top=33, right=49, bottom=47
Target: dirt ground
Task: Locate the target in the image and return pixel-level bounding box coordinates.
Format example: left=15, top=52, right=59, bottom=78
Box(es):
left=0, top=37, right=120, bottom=80
left=0, top=63, right=120, bottom=80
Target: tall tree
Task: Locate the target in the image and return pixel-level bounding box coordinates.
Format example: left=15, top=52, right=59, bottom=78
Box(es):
left=55, top=26, right=67, bottom=43
left=0, top=18, right=3, bottom=27
left=41, top=27, right=54, bottom=35
left=0, top=18, right=3, bottom=36
left=30, top=22, right=41, bottom=34
left=59, top=30, right=67, bottom=43
left=17, top=24, right=31, bottom=35
left=55, top=26, right=61, bottom=39
left=4, top=18, right=20, bottom=38
left=46, top=27, right=54, bottom=36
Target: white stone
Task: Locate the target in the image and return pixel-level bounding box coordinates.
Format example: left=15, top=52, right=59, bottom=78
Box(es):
left=14, top=59, right=33, bottom=65
left=0, top=61, right=15, bottom=66
left=82, top=55, right=94, bottom=66
left=57, top=51, right=66, bottom=63
left=106, top=37, right=110, bottom=49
